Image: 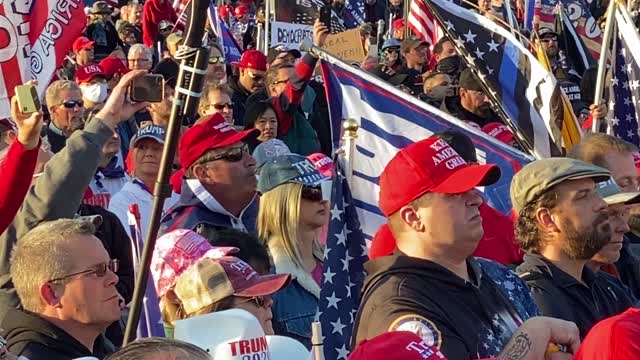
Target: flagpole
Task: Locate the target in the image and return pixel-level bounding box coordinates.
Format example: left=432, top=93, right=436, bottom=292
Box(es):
left=405, top=0, right=411, bottom=39
left=341, top=118, right=359, bottom=185
left=592, top=0, right=616, bottom=133
left=264, top=0, right=272, bottom=55
left=422, top=0, right=538, bottom=157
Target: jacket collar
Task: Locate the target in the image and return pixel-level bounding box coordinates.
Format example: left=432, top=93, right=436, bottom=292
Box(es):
left=270, top=243, right=321, bottom=299
left=519, top=253, right=595, bottom=288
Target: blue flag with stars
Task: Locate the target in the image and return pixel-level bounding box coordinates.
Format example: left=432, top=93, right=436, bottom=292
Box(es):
left=319, top=161, right=368, bottom=360
left=607, top=8, right=640, bottom=145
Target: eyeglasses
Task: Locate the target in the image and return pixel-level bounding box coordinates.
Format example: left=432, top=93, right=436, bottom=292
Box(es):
left=206, top=144, right=248, bottom=163
left=48, top=259, right=119, bottom=283
left=302, top=186, right=324, bottom=202
left=272, top=78, right=289, bottom=86
left=61, top=100, right=84, bottom=108
left=209, top=56, right=225, bottom=64
left=236, top=295, right=267, bottom=308
left=248, top=71, right=264, bottom=81
left=540, top=36, right=558, bottom=43
left=385, top=48, right=400, bottom=54
left=212, top=102, right=234, bottom=110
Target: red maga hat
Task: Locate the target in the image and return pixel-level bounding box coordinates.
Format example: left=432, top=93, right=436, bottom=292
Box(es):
left=378, top=136, right=500, bottom=216
left=178, top=113, right=259, bottom=169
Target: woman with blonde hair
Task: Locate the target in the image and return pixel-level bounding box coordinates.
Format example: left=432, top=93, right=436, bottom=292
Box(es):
left=257, top=153, right=331, bottom=348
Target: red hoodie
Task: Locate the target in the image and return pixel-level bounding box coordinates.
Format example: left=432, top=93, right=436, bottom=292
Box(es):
left=369, top=203, right=524, bottom=265
left=0, top=140, right=39, bottom=233
left=142, top=0, right=178, bottom=47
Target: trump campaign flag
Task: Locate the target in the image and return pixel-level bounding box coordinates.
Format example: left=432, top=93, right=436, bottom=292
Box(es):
left=0, top=0, right=86, bottom=119
left=320, top=55, right=533, bottom=242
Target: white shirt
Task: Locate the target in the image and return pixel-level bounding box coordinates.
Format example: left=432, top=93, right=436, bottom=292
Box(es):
left=109, top=179, right=180, bottom=241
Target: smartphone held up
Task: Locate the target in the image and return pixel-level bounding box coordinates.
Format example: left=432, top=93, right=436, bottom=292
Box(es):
left=129, top=74, right=165, bottom=103
left=15, top=85, right=41, bottom=114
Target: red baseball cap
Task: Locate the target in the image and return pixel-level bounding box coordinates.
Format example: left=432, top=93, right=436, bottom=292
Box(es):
left=234, top=4, right=249, bottom=17
left=482, top=122, right=514, bottom=145
left=232, top=49, right=268, bottom=71
left=369, top=224, right=397, bottom=259
left=75, top=64, right=107, bottom=84
left=307, top=153, right=334, bottom=177
left=378, top=136, right=501, bottom=216
left=72, top=36, right=95, bottom=53
left=349, top=331, right=447, bottom=360
left=99, top=56, right=130, bottom=78
left=178, top=113, right=259, bottom=169
left=393, top=18, right=406, bottom=30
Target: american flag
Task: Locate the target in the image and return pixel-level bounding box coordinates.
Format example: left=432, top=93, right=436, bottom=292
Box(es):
left=408, top=0, right=438, bottom=44
left=173, top=0, right=190, bottom=28
left=607, top=5, right=640, bottom=145
left=427, top=0, right=563, bottom=158
left=318, top=161, right=368, bottom=360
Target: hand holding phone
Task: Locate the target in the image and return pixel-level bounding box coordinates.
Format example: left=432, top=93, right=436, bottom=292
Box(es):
left=15, top=84, right=41, bottom=114
left=320, top=6, right=332, bottom=33
left=129, top=74, right=165, bottom=103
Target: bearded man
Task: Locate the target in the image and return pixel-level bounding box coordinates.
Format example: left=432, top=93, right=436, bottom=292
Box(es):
left=512, top=158, right=637, bottom=338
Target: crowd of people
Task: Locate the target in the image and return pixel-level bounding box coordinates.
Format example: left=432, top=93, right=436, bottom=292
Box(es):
left=0, top=0, right=639, bottom=359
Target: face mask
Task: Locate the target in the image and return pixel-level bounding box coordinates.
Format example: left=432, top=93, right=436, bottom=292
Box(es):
left=428, top=85, right=454, bottom=100
left=436, top=55, right=461, bottom=75
left=81, top=82, right=108, bottom=103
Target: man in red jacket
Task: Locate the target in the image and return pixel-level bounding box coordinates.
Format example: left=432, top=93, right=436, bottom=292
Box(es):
left=0, top=85, right=44, bottom=233
left=141, top=0, right=177, bottom=47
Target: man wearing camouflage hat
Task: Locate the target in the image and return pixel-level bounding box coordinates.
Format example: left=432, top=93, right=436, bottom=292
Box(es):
left=513, top=158, right=636, bottom=338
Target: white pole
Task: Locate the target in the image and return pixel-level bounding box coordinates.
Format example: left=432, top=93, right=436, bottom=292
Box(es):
left=592, top=0, right=617, bottom=133
left=311, top=322, right=325, bottom=360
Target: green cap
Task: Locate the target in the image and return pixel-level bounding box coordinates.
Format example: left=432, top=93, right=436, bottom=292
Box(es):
left=510, top=158, right=611, bottom=212
left=257, top=154, right=329, bottom=194
left=596, top=179, right=640, bottom=205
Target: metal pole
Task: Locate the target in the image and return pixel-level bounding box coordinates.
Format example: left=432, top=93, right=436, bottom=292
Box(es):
left=592, top=0, right=616, bottom=133
left=404, top=0, right=410, bottom=39
left=311, top=322, right=325, bottom=360
left=122, top=0, right=210, bottom=344
left=264, top=0, right=272, bottom=54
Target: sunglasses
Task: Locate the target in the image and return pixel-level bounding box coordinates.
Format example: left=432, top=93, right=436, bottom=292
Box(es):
left=237, top=295, right=267, bottom=308
left=385, top=48, right=400, bottom=53
left=62, top=99, right=84, bottom=108
left=208, top=144, right=248, bottom=163
left=301, top=186, right=324, bottom=202
left=212, top=102, right=233, bottom=110
left=540, top=36, right=558, bottom=43
left=48, top=259, right=119, bottom=283
left=272, top=78, right=289, bottom=86
left=248, top=71, right=264, bottom=81
left=209, top=56, right=225, bottom=64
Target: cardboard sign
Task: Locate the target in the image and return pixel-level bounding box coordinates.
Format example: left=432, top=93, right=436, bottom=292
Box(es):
left=322, top=28, right=365, bottom=63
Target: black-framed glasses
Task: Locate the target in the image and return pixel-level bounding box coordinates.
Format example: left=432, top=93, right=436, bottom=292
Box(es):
left=272, top=78, right=289, bottom=86
left=212, top=102, right=234, bottom=110
left=62, top=100, right=84, bottom=109
left=302, top=185, right=323, bottom=202
left=207, top=144, right=248, bottom=163
left=237, top=295, right=267, bottom=308
left=48, top=259, right=119, bottom=283
left=209, top=56, right=225, bottom=64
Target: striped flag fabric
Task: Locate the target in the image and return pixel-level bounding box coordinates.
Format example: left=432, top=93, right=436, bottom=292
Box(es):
left=173, top=0, right=190, bottom=28
left=320, top=56, right=532, bottom=242
left=426, top=0, right=563, bottom=157
left=408, top=0, right=438, bottom=44
left=0, top=0, right=86, bottom=119
left=318, top=160, right=367, bottom=360
left=606, top=4, right=640, bottom=144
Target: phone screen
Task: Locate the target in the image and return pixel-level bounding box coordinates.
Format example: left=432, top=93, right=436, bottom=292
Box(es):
left=320, top=6, right=332, bottom=33
left=130, top=75, right=165, bottom=103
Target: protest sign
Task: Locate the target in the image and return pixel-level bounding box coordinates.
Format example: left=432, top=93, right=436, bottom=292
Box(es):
left=270, top=21, right=313, bottom=51
left=322, top=29, right=365, bottom=63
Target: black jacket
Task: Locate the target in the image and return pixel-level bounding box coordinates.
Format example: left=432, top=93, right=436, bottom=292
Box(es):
left=230, top=76, right=253, bottom=127
left=440, top=96, right=498, bottom=127
left=352, top=251, right=538, bottom=360
left=615, top=236, right=640, bottom=300
left=1, top=308, right=115, bottom=360
left=516, top=253, right=635, bottom=338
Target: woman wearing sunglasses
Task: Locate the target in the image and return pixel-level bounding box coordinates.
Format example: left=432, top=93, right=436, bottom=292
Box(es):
left=256, top=154, right=331, bottom=349
left=162, top=255, right=291, bottom=336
